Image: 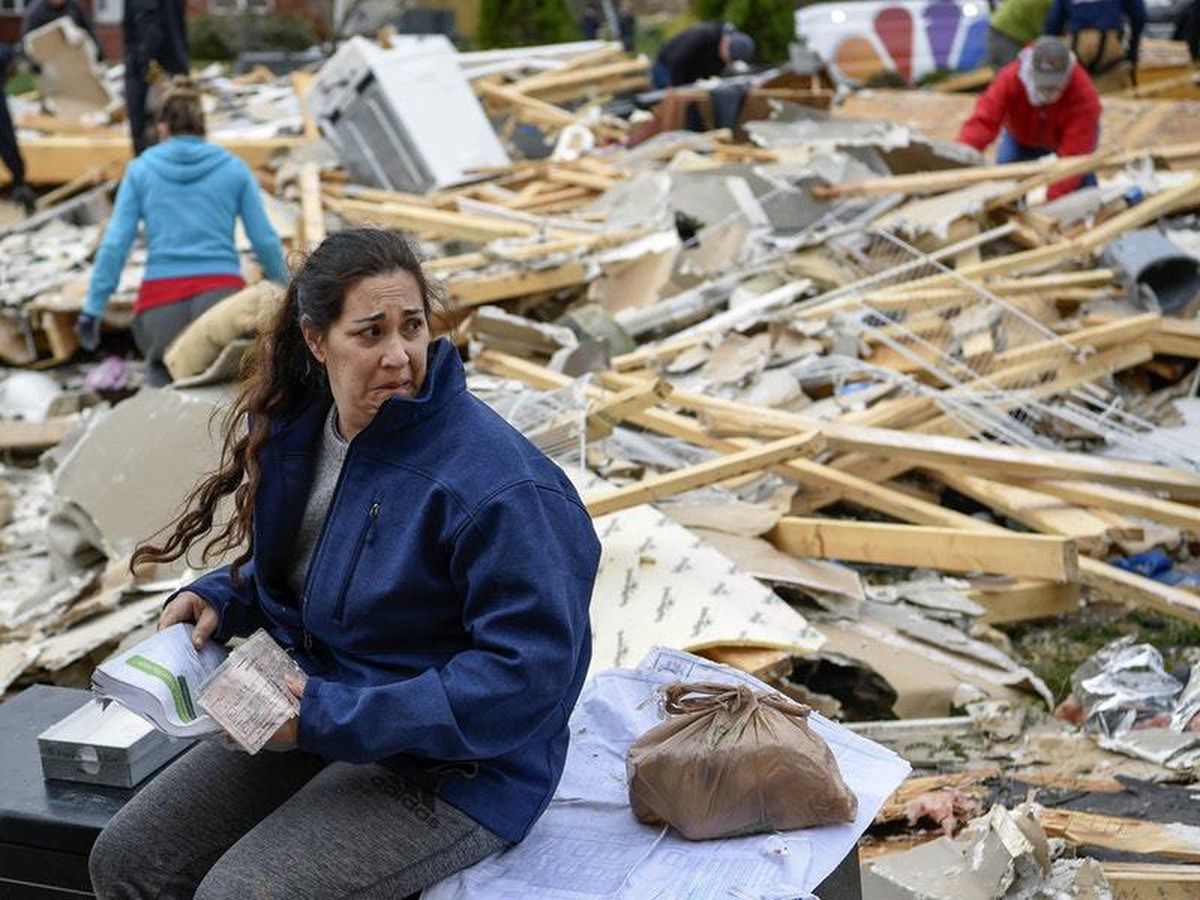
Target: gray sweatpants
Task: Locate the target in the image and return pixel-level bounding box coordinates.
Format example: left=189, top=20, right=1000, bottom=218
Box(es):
left=132, top=287, right=238, bottom=387
left=88, top=742, right=508, bottom=900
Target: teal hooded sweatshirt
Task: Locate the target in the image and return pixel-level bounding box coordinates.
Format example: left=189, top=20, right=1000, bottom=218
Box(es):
left=84, top=137, right=287, bottom=318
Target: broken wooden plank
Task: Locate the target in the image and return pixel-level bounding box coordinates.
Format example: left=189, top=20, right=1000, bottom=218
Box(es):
left=0, top=417, right=76, bottom=452
left=984, top=147, right=1122, bottom=211
left=989, top=313, right=1162, bottom=375
left=822, top=424, right=1200, bottom=500
left=477, top=82, right=577, bottom=130
left=967, top=579, right=1082, bottom=624
left=611, top=333, right=707, bottom=372
left=298, top=162, right=325, bottom=250
left=930, top=469, right=1117, bottom=555
left=328, top=196, right=537, bottom=242
left=767, top=518, right=1079, bottom=582
left=1039, top=808, right=1200, bottom=862
left=1029, top=480, right=1200, bottom=533
left=584, top=431, right=824, bottom=518
left=585, top=379, right=674, bottom=440
left=1102, top=862, right=1200, bottom=900
left=442, top=261, right=589, bottom=307
left=1085, top=312, right=1200, bottom=359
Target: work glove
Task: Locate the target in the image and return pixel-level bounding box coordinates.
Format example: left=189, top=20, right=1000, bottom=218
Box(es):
left=74, top=313, right=101, bottom=352
left=10, top=183, right=35, bottom=216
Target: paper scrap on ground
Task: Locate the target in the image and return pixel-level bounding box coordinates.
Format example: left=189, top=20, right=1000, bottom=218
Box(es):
left=424, top=647, right=910, bottom=900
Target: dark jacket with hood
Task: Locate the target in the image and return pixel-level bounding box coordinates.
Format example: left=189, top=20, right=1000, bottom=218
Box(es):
left=84, top=136, right=287, bottom=318
left=183, top=339, right=602, bottom=843
left=655, top=22, right=727, bottom=86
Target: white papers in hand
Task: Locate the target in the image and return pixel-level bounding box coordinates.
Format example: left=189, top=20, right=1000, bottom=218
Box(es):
left=91, top=623, right=228, bottom=739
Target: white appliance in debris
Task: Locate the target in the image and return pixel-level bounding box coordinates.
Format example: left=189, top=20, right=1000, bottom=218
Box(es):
left=308, top=35, right=509, bottom=193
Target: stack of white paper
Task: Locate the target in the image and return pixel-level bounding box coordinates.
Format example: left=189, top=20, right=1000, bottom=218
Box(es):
left=91, top=623, right=228, bottom=739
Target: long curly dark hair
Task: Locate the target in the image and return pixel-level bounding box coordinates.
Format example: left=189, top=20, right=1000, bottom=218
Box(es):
left=131, top=228, right=443, bottom=581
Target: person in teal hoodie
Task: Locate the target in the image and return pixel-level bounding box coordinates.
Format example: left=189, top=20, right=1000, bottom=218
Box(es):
left=88, top=228, right=601, bottom=899
left=76, top=77, right=287, bottom=385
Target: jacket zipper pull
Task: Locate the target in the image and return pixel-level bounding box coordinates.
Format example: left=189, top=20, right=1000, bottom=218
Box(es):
left=301, top=594, right=313, bottom=652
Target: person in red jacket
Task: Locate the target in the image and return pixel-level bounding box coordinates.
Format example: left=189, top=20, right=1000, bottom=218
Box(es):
left=957, top=37, right=1101, bottom=200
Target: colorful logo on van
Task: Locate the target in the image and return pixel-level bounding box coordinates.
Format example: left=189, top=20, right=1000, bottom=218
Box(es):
left=797, top=0, right=990, bottom=85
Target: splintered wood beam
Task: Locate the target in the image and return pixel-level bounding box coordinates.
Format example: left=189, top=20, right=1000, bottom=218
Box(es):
left=583, top=431, right=824, bottom=519
left=298, top=162, right=325, bottom=250
left=327, top=196, right=537, bottom=242
left=476, top=82, right=577, bottom=130
left=1080, top=557, right=1200, bottom=624
left=0, top=417, right=76, bottom=452
left=929, top=469, right=1118, bottom=556
left=767, top=517, right=1079, bottom=582
left=984, top=147, right=1122, bottom=211
left=967, top=580, right=1081, bottom=624
left=509, top=58, right=649, bottom=97
left=1085, top=312, right=1200, bottom=359
left=1102, top=862, right=1200, bottom=897
left=813, top=160, right=1057, bottom=198
left=441, top=261, right=589, bottom=307
left=1030, top=480, right=1200, bottom=533
left=974, top=312, right=1161, bottom=372
left=585, top=379, right=674, bottom=440
left=823, top=424, right=1200, bottom=500
left=1040, top=808, right=1200, bottom=863
left=546, top=167, right=623, bottom=192
left=610, top=333, right=707, bottom=372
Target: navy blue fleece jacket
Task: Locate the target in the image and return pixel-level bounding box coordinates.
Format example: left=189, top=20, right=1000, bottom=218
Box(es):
left=184, top=339, right=600, bottom=843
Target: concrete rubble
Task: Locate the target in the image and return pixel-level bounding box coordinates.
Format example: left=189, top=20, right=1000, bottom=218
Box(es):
left=3, top=26, right=1200, bottom=898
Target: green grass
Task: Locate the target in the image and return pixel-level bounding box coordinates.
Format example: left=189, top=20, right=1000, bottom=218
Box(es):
left=6, top=72, right=35, bottom=96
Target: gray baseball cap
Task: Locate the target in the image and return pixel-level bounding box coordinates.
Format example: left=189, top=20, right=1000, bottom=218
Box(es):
left=1030, top=37, right=1072, bottom=92
left=727, top=30, right=756, bottom=63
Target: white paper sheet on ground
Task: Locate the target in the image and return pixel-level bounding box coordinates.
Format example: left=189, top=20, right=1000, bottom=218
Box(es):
left=565, top=467, right=824, bottom=672
left=423, top=648, right=910, bottom=900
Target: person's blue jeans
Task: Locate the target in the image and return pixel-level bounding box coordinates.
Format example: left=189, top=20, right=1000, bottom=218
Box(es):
left=995, top=128, right=1099, bottom=189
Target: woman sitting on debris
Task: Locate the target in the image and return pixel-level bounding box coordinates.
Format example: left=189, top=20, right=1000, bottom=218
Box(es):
left=88, top=227, right=600, bottom=899
left=75, top=76, right=287, bottom=386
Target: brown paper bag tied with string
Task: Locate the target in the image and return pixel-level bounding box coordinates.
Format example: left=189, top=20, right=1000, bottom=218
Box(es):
left=626, top=682, right=858, bottom=840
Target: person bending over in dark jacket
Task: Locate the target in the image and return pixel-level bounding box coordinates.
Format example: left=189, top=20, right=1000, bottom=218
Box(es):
left=87, top=227, right=602, bottom=900
left=957, top=37, right=1100, bottom=200
left=652, top=21, right=755, bottom=88
left=75, top=77, right=287, bottom=384
left=22, top=0, right=103, bottom=59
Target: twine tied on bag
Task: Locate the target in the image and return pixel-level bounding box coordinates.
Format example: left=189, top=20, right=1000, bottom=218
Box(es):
left=661, top=681, right=812, bottom=721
